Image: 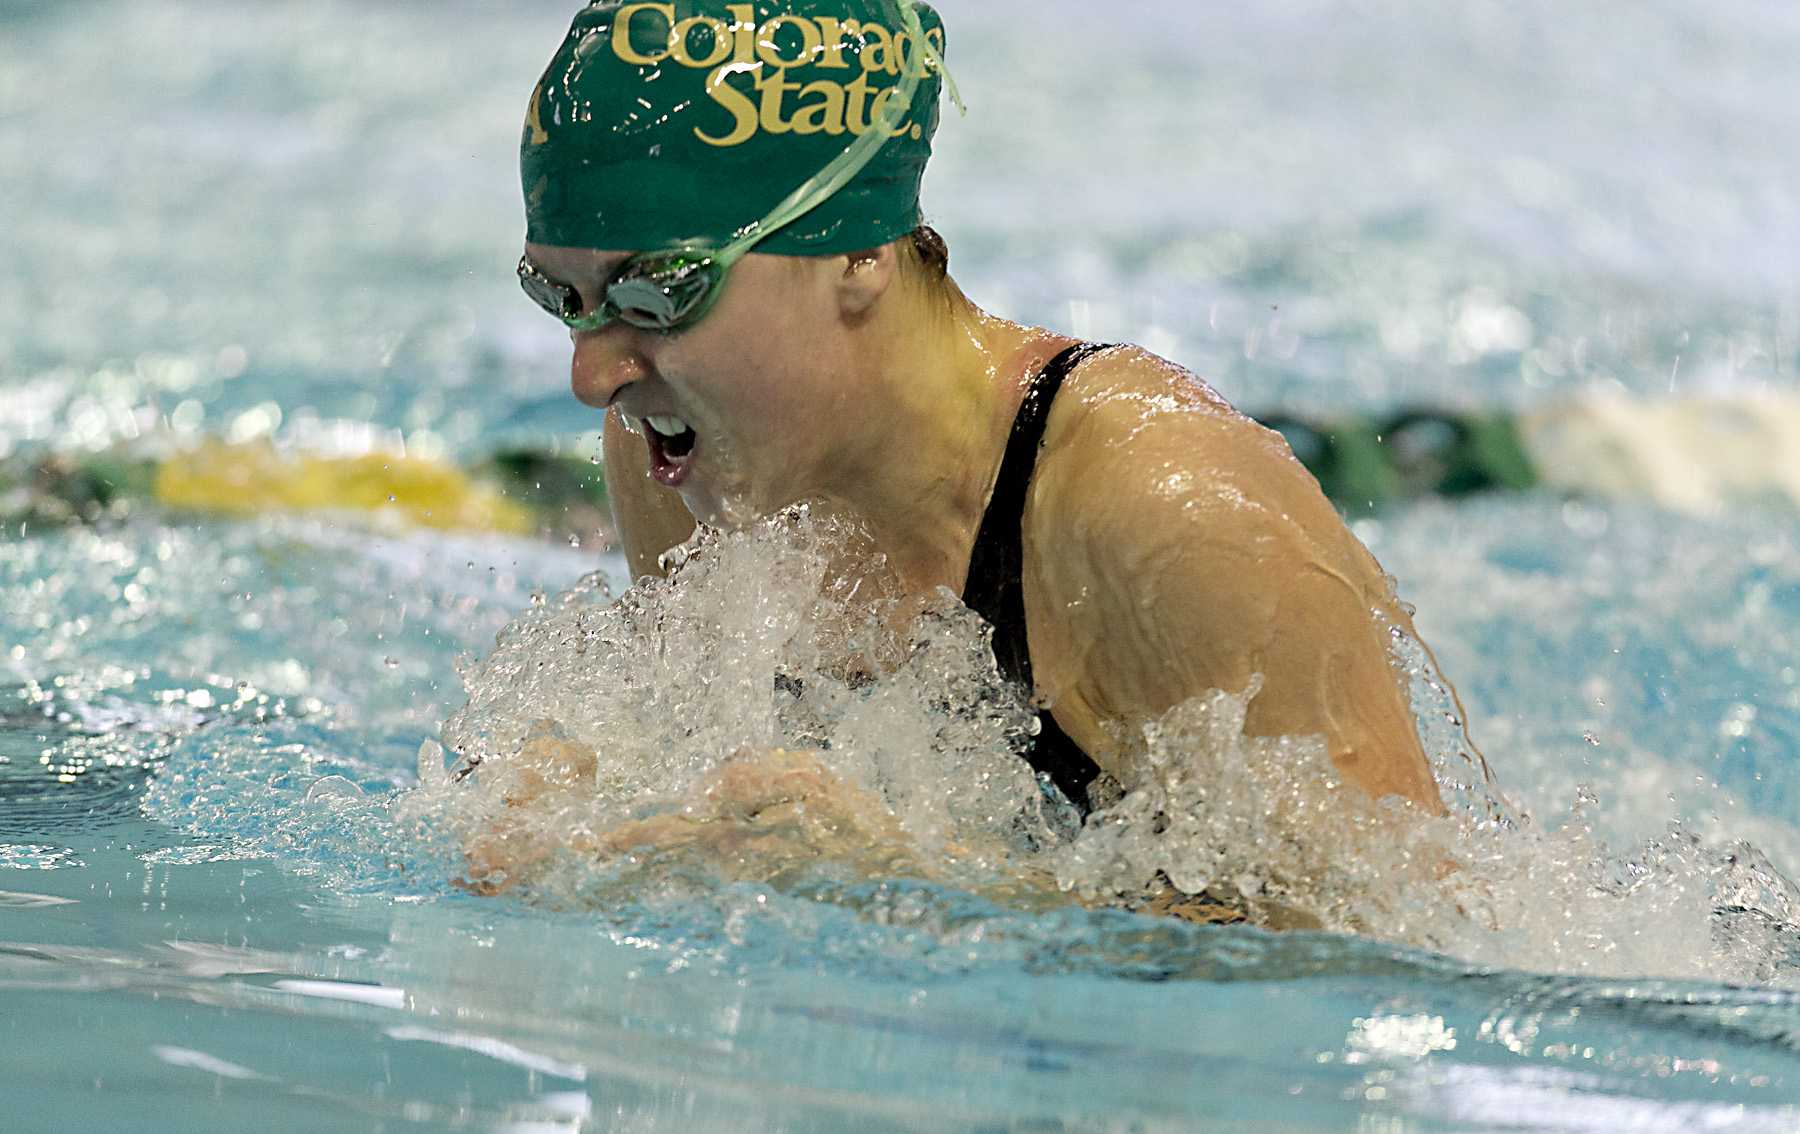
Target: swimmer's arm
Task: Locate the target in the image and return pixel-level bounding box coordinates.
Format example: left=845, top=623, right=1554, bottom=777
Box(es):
left=603, top=407, right=697, bottom=579
left=1025, top=359, right=1442, bottom=810
left=460, top=733, right=1215, bottom=919
left=460, top=740, right=925, bottom=893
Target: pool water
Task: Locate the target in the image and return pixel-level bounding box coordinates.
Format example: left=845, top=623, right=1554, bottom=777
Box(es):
left=7, top=1, right=1800, bottom=1130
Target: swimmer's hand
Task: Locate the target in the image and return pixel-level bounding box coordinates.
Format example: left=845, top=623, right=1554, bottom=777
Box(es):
left=593, top=748, right=921, bottom=885
left=456, top=730, right=1297, bottom=929
left=460, top=738, right=918, bottom=895
left=456, top=723, right=598, bottom=892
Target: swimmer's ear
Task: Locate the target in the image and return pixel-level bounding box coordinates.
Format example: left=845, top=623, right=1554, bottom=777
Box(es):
left=834, top=243, right=898, bottom=321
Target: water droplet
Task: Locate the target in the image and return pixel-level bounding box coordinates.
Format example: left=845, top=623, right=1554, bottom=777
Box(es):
left=305, top=776, right=365, bottom=804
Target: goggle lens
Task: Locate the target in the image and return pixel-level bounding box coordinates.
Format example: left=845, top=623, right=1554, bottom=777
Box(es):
left=517, top=257, right=583, bottom=322
left=517, top=253, right=724, bottom=333
left=605, top=255, right=722, bottom=330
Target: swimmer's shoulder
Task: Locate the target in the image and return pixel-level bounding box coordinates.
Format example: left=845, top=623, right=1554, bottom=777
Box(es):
left=1033, top=343, right=1314, bottom=522
left=1021, top=344, right=1434, bottom=801
left=1024, top=340, right=1379, bottom=634
left=1019, top=344, right=1323, bottom=773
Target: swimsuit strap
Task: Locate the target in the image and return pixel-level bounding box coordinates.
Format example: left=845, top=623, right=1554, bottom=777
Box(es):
left=964, top=341, right=1115, bottom=813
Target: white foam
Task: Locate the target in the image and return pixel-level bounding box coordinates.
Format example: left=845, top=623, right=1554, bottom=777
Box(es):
left=151, top=1045, right=268, bottom=1081
left=405, top=507, right=1800, bottom=983
left=400, top=506, right=1050, bottom=899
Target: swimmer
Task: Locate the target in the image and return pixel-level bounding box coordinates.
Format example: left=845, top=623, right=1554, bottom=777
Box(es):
left=496, top=0, right=1453, bottom=906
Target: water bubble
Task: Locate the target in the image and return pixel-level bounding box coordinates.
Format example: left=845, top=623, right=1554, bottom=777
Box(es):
left=416, top=739, right=448, bottom=787
left=305, top=775, right=365, bottom=804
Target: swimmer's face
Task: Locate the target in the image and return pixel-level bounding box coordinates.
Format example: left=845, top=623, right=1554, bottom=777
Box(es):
left=524, top=243, right=886, bottom=527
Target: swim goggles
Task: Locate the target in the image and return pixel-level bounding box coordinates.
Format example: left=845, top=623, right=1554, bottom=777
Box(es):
left=517, top=0, right=959, bottom=334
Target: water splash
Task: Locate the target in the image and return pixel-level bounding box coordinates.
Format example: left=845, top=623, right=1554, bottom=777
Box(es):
left=1054, top=687, right=1800, bottom=982
left=393, top=506, right=1800, bottom=984
left=399, top=506, right=1054, bottom=901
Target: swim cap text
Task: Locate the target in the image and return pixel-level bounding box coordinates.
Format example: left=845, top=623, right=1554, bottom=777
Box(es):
left=610, top=3, right=942, bottom=147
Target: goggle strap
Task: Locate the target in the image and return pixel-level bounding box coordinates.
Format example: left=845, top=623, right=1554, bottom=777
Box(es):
left=917, top=16, right=964, bottom=117
left=713, top=0, right=953, bottom=268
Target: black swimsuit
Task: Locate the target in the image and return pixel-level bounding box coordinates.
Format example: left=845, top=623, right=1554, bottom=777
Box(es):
left=963, top=342, right=1115, bottom=815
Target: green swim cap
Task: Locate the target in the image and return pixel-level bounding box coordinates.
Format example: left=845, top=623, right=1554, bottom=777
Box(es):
left=522, top=0, right=946, bottom=256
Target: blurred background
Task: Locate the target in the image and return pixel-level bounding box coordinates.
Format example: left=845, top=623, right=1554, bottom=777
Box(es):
left=4, top=0, right=1795, bottom=466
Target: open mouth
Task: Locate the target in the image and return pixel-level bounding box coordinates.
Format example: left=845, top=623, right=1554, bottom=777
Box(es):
left=642, top=414, right=699, bottom=487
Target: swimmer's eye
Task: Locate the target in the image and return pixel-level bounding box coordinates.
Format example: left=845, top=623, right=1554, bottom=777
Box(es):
left=517, top=256, right=586, bottom=323
left=601, top=254, right=723, bottom=332
left=516, top=251, right=725, bottom=334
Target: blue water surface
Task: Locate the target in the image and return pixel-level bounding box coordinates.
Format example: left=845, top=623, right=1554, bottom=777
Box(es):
left=6, top=1, right=1800, bottom=1130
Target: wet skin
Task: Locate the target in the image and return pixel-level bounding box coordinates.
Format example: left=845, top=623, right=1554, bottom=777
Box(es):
left=518, top=237, right=1444, bottom=869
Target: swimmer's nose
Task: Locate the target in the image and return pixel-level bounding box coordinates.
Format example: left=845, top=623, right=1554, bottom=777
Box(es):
left=569, top=328, right=649, bottom=408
